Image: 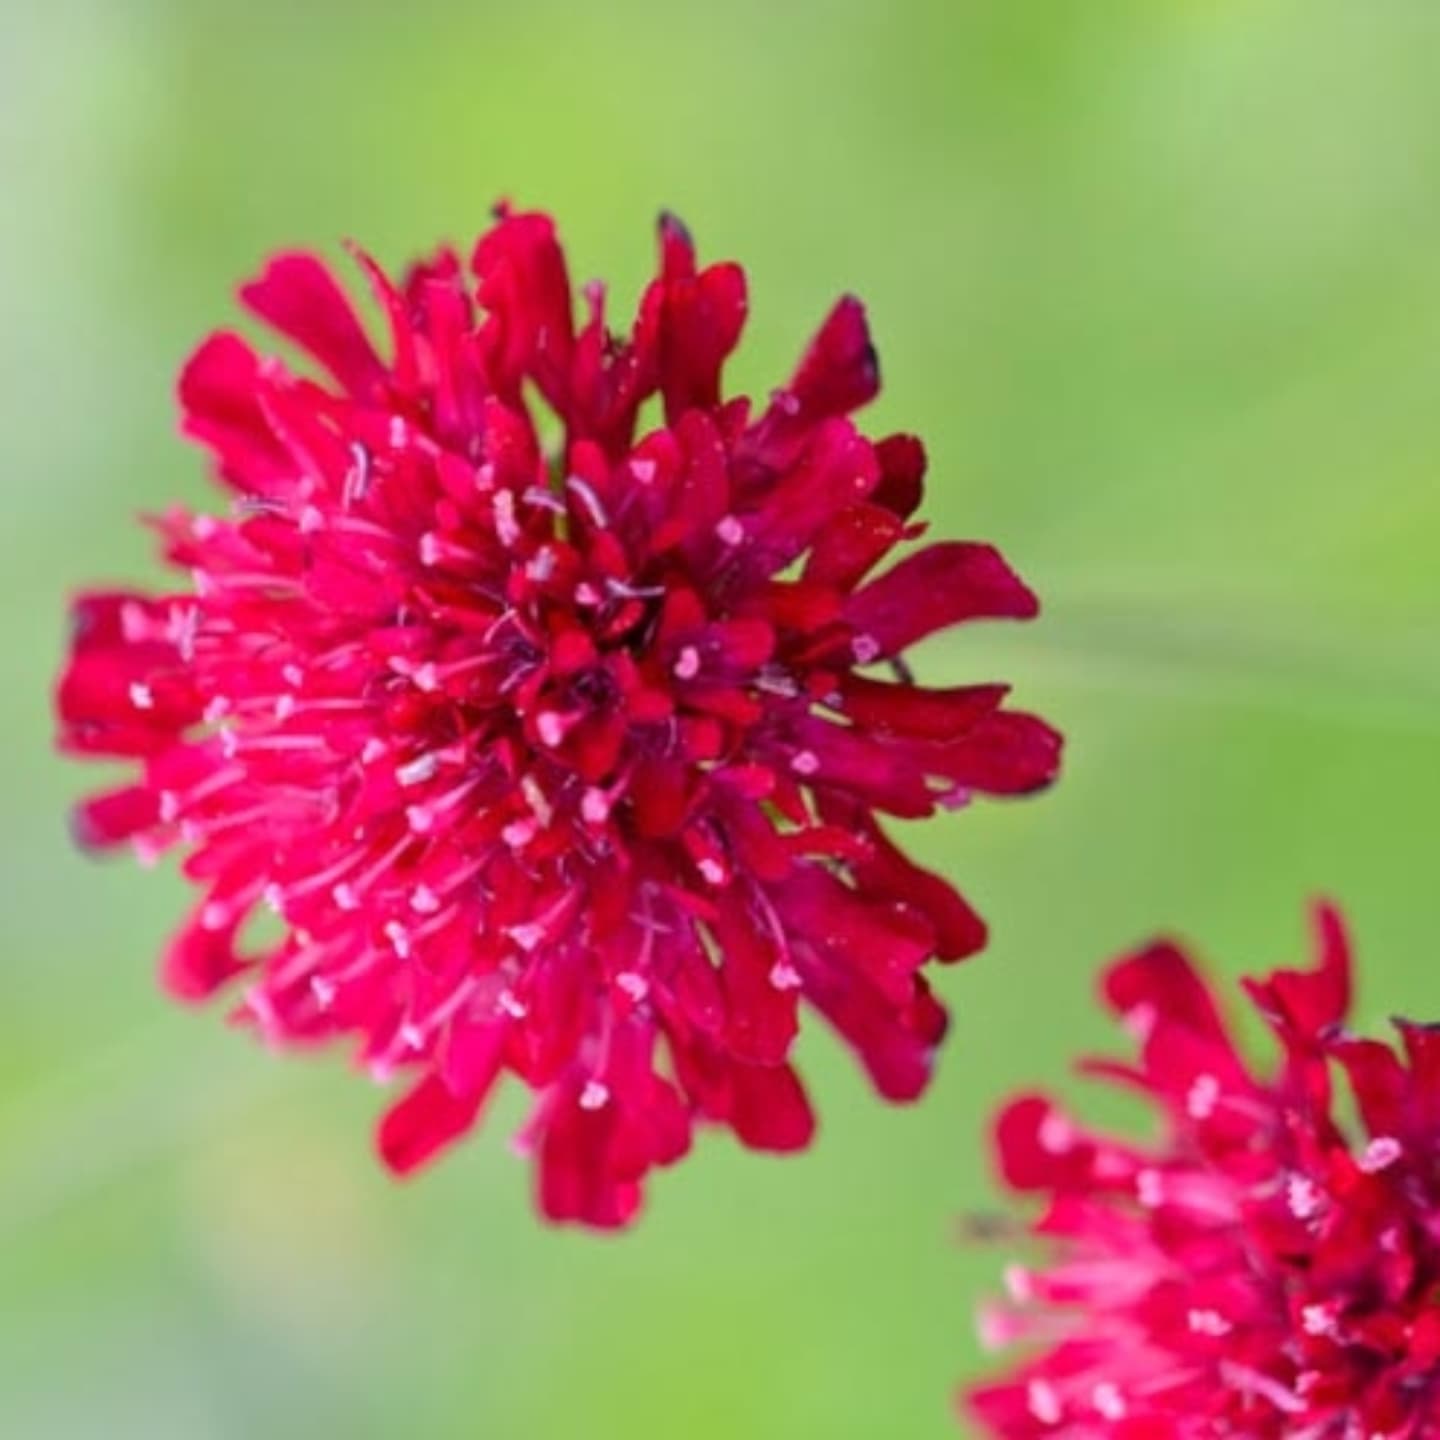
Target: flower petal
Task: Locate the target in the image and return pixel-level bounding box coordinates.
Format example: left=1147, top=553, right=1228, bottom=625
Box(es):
left=240, top=252, right=386, bottom=397
left=785, top=294, right=879, bottom=421
left=845, top=542, right=1039, bottom=658
left=379, top=1076, right=489, bottom=1178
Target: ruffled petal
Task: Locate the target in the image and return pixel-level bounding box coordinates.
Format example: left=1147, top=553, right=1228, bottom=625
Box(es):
left=240, top=252, right=387, bottom=397
left=784, top=294, right=879, bottom=421
left=845, top=541, right=1039, bottom=657
left=378, top=1071, right=493, bottom=1177
left=641, top=212, right=748, bottom=422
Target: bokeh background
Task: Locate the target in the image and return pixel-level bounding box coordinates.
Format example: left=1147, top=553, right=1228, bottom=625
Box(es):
left=5, top=1, right=1440, bottom=1435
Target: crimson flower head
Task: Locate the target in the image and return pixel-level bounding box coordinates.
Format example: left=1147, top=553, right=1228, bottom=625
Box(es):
left=56, top=206, right=1058, bottom=1227
left=966, top=904, right=1440, bottom=1437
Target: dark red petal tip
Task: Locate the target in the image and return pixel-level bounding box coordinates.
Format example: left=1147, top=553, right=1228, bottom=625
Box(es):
left=788, top=294, right=880, bottom=421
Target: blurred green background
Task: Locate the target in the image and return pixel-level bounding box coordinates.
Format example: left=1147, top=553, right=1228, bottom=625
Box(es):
left=5, top=1, right=1440, bottom=1435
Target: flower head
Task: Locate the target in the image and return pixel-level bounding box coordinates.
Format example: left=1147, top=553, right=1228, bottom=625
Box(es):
left=966, top=904, right=1440, bottom=1437
left=57, top=207, right=1058, bottom=1227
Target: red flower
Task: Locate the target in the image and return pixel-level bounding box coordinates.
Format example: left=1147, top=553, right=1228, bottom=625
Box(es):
left=56, top=207, right=1059, bottom=1227
left=966, top=904, right=1440, bottom=1437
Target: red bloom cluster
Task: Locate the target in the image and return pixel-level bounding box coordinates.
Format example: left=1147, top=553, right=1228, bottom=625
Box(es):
left=967, top=905, right=1440, bottom=1437
left=57, top=208, right=1058, bottom=1226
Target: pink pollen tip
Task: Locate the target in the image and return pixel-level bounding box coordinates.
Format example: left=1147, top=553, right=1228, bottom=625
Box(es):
left=507, top=923, right=545, bottom=953
left=616, top=971, right=648, bottom=1003
left=1187, top=1307, right=1232, bottom=1337
left=1003, top=1264, right=1033, bottom=1302
left=1092, top=1383, right=1127, bottom=1421
left=769, top=962, right=802, bottom=991
left=396, top=753, right=439, bottom=787
left=1037, top=1111, right=1075, bottom=1154
left=850, top=634, right=881, bottom=665
left=1360, top=1136, right=1403, bottom=1173
left=1027, top=1380, right=1062, bottom=1426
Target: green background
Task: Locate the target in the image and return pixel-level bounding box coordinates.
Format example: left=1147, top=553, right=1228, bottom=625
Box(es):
left=5, top=1, right=1440, bottom=1435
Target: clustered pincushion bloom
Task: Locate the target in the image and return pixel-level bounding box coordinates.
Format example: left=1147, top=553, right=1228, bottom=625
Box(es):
left=967, top=904, right=1440, bottom=1437
left=56, top=207, right=1059, bottom=1227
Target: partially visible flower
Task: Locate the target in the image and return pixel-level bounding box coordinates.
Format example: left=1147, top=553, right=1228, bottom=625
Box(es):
left=57, top=206, right=1059, bottom=1227
left=966, top=904, right=1440, bottom=1437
